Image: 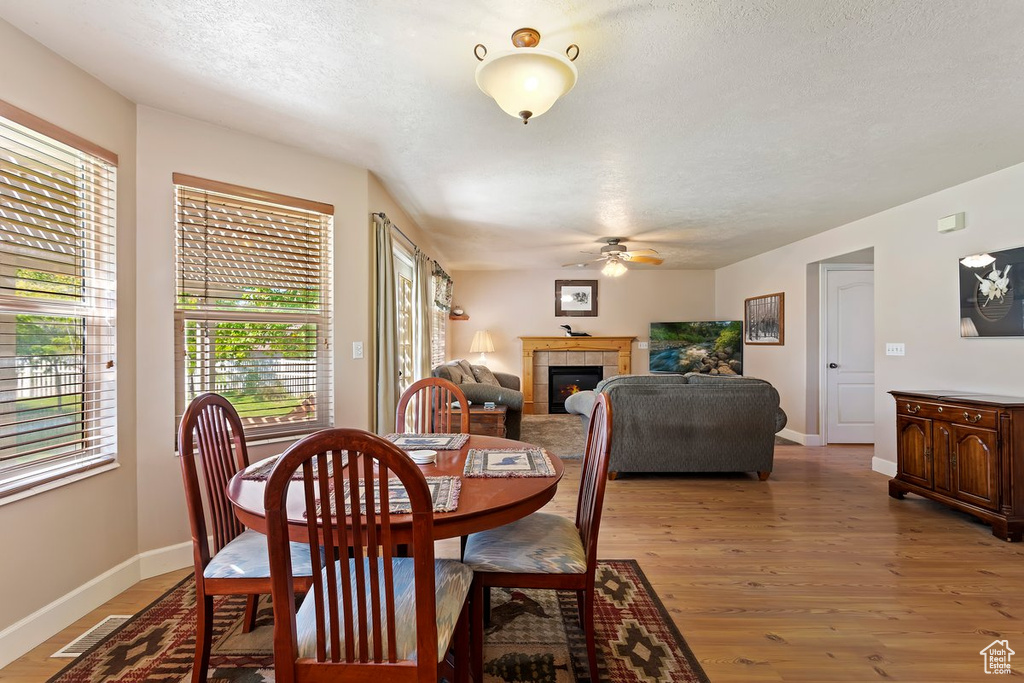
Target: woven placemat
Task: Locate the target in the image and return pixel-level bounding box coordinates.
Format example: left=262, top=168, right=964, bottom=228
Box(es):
left=463, top=447, right=555, bottom=477
left=239, top=454, right=339, bottom=481
left=386, top=432, right=470, bottom=450
left=313, top=475, right=461, bottom=516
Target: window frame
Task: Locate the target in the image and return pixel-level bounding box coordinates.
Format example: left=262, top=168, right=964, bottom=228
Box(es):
left=0, top=100, right=118, bottom=498
left=172, top=174, right=334, bottom=443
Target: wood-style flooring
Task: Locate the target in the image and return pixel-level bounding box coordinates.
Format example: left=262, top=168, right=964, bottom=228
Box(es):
left=4, top=443, right=1023, bottom=681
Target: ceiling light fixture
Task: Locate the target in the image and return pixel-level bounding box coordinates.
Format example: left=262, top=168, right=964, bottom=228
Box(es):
left=602, top=258, right=627, bottom=277
left=474, top=28, right=579, bottom=125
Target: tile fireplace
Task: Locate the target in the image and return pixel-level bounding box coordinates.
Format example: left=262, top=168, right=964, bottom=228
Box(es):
left=548, top=365, right=603, bottom=413
left=519, top=336, right=636, bottom=414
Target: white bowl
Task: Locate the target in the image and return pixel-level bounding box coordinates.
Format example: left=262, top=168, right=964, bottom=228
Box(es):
left=408, top=449, right=436, bottom=463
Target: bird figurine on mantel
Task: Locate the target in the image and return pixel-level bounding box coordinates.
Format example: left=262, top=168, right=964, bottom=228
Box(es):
left=559, top=324, right=591, bottom=337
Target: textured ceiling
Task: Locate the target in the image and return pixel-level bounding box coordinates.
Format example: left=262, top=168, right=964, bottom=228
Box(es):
left=3, top=1, right=1024, bottom=270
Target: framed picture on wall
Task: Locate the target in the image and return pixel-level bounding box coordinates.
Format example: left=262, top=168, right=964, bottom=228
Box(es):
left=555, top=280, right=598, bottom=317
left=959, top=246, right=1024, bottom=337
left=744, top=292, right=785, bottom=345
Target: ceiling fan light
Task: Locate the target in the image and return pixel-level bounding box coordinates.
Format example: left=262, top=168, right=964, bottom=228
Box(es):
left=602, top=259, right=627, bottom=277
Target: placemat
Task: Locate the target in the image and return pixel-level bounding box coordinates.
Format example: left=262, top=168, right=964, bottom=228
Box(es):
left=312, top=475, right=461, bottom=517
left=386, top=432, right=470, bottom=450
left=239, top=454, right=339, bottom=481
left=463, top=447, right=556, bottom=478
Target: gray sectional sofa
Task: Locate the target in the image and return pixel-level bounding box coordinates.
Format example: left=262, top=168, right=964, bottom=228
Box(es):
left=564, top=373, right=787, bottom=479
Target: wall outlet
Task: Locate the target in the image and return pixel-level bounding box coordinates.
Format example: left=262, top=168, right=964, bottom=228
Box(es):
left=352, top=341, right=364, bottom=359
left=885, top=343, right=905, bottom=356
left=638, top=341, right=649, bottom=349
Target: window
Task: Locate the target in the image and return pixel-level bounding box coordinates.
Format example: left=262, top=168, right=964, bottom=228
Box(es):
left=394, top=245, right=414, bottom=393
left=0, top=101, right=118, bottom=497
left=430, top=263, right=452, bottom=368
left=173, top=174, right=333, bottom=441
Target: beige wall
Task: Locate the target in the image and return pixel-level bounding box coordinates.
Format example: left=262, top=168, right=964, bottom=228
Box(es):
left=716, top=161, right=1024, bottom=466
left=134, top=107, right=373, bottom=552
left=448, top=269, right=716, bottom=377
left=0, top=20, right=139, bottom=632
left=368, top=173, right=447, bottom=267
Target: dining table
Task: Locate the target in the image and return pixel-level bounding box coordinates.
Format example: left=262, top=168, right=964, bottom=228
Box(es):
left=225, top=433, right=564, bottom=545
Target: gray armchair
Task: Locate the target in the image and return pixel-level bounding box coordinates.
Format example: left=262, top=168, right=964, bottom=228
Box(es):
left=432, top=360, right=524, bottom=440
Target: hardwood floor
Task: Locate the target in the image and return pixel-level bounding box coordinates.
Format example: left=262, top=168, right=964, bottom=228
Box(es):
left=5, top=443, right=1024, bottom=681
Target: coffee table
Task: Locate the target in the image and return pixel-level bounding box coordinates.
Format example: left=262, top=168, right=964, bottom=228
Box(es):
left=453, top=404, right=508, bottom=437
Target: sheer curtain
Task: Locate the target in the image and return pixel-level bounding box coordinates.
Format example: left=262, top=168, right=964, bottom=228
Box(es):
left=413, top=249, right=433, bottom=381
left=373, top=214, right=398, bottom=434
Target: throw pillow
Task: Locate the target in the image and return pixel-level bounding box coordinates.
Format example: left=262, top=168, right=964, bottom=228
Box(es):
left=456, top=359, right=477, bottom=383
left=472, top=365, right=501, bottom=387
left=445, top=363, right=465, bottom=384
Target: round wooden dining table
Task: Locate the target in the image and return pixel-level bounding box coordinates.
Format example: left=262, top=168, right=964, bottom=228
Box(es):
left=225, top=434, right=564, bottom=544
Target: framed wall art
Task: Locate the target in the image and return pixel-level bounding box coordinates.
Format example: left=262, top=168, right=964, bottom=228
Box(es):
left=959, top=245, right=1024, bottom=337
left=744, top=292, right=784, bottom=345
left=555, top=280, right=598, bottom=317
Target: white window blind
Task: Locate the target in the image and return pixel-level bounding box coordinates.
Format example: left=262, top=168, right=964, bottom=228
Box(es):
left=0, top=101, right=118, bottom=497
left=173, top=174, right=333, bottom=440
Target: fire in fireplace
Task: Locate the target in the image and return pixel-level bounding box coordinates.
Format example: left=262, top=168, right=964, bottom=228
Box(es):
left=548, top=365, right=603, bottom=414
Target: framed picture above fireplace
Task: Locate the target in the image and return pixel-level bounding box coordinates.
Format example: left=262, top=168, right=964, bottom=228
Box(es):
left=555, top=279, right=598, bottom=317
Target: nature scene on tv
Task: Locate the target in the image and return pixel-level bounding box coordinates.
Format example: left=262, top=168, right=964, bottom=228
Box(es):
left=649, top=321, right=743, bottom=374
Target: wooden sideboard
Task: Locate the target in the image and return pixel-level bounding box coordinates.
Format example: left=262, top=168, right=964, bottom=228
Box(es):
left=889, top=390, right=1024, bottom=541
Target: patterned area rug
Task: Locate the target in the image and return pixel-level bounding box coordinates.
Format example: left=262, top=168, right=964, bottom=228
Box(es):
left=519, top=414, right=586, bottom=460
left=48, top=560, right=708, bottom=683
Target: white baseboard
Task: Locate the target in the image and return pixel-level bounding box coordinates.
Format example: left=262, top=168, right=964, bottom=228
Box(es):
left=872, top=457, right=897, bottom=477
left=139, top=541, right=193, bottom=579
left=778, top=428, right=823, bottom=446
left=0, top=542, right=192, bottom=669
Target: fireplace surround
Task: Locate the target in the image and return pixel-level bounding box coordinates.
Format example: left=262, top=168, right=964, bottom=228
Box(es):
left=519, top=336, right=635, bottom=414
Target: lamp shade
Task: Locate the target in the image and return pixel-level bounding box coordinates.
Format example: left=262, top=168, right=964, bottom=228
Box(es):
left=476, top=48, right=578, bottom=122
left=470, top=330, right=495, bottom=354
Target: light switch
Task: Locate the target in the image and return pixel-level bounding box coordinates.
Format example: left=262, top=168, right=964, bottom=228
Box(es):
left=638, top=341, right=649, bottom=349
left=885, top=343, right=905, bottom=356
left=352, top=341, right=364, bottom=359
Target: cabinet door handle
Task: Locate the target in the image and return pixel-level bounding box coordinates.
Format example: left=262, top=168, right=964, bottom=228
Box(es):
left=906, top=404, right=921, bottom=414
left=964, top=412, right=983, bottom=423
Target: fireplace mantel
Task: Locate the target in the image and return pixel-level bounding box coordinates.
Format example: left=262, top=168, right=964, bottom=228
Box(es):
left=519, top=336, right=636, bottom=415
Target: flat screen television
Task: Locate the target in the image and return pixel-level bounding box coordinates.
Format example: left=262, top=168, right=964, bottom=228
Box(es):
left=649, top=321, right=743, bottom=375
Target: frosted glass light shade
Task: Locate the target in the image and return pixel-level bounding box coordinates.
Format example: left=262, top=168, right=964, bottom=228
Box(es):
left=476, top=48, right=578, bottom=122
left=602, top=259, right=627, bottom=277
left=470, top=330, right=495, bottom=354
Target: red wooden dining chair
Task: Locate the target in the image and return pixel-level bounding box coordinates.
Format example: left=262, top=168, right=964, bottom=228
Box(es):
left=177, top=393, right=316, bottom=683
left=463, top=392, right=613, bottom=681
left=396, top=377, right=470, bottom=434
left=263, top=427, right=473, bottom=683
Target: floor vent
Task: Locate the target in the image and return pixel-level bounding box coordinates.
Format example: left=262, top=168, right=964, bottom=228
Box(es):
left=52, top=615, right=132, bottom=658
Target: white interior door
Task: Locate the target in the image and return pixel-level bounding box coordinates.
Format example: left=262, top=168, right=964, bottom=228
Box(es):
left=825, top=268, right=875, bottom=443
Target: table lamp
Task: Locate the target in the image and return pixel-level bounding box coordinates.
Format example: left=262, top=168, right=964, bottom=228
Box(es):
left=470, top=330, right=495, bottom=364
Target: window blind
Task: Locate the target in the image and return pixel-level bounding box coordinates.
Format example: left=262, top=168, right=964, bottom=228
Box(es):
left=0, top=101, right=118, bottom=496
left=173, top=175, right=333, bottom=440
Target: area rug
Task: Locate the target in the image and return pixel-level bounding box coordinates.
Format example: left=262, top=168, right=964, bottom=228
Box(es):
left=48, top=560, right=708, bottom=683
left=520, top=414, right=586, bottom=459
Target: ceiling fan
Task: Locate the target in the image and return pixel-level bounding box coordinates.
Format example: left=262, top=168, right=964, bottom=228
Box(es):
left=563, top=238, right=664, bottom=276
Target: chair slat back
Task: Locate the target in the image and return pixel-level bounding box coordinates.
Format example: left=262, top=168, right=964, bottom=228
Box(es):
left=177, top=393, right=249, bottom=563
left=396, top=377, right=470, bottom=434
left=576, top=393, right=613, bottom=570
left=265, top=428, right=439, bottom=680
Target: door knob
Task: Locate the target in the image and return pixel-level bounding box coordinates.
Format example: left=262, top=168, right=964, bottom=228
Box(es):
left=828, top=362, right=838, bottom=368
